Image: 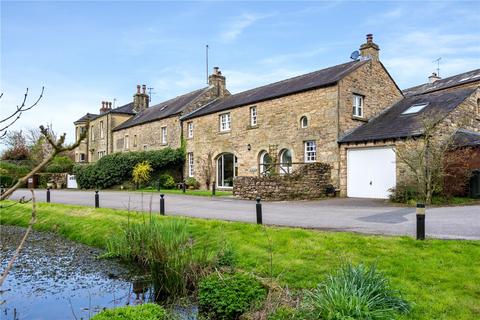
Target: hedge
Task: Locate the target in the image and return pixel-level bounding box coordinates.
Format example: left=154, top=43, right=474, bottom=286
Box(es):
left=73, top=148, right=184, bottom=189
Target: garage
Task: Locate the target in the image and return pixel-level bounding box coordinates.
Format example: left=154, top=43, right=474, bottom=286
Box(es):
left=347, top=147, right=396, bottom=199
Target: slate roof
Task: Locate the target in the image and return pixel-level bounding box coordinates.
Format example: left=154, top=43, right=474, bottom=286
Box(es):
left=113, top=87, right=209, bottom=131
left=453, top=129, right=480, bottom=148
left=340, top=87, right=477, bottom=143
left=182, top=60, right=369, bottom=120
left=403, top=69, right=480, bottom=96
left=109, top=102, right=135, bottom=115
left=74, top=113, right=99, bottom=124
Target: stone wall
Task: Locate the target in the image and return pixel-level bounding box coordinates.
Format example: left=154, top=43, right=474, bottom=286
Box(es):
left=233, top=163, right=331, bottom=200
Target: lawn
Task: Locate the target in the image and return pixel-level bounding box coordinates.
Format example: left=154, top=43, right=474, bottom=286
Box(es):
left=1, top=201, right=479, bottom=319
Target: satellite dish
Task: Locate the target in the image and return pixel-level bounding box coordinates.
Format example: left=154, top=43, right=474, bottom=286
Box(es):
left=350, top=50, right=360, bottom=61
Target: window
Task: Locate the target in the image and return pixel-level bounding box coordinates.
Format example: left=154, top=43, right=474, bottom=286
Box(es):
left=279, top=149, right=293, bottom=174
left=259, top=151, right=272, bottom=175
left=124, top=135, right=129, bottom=149
left=133, top=135, right=137, bottom=147
left=91, top=125, right=95, bottom=141
left=217, top=153, right=238, bottom=187
left=98, top=151, right=105, bottom=159
left=100, top=121, right=104, bottom=139
left=219, top=113, right=231, bottom=132
left=161, top=126, right=167, bottom=144
left=79, top=153, right=86, bottom=162
left=188, top=152, right=194, bottom=177
left=402, top=103, right=429, bottom=115
left=353, top=94, right=364, bottom=117
left=187, top=122, right=193, bottom=138
left=250, top=106, right=257, bottom=126
left=300, top=116, right=308, bottom=128
left=304, top=141, right=316, bottom=162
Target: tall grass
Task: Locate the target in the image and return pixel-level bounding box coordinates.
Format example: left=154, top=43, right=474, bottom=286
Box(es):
left=302, top=263, right=410, bottom=320
left=107, top=218, right=213, bottom=300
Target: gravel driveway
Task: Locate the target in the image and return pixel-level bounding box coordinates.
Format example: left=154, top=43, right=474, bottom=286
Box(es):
left=7, top=189, right=480, bottom=240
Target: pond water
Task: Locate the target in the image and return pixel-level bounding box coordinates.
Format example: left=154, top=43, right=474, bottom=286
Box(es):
left=0, top=225, right=197, bottom=320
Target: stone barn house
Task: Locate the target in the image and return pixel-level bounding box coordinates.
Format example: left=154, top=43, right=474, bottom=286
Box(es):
left=73, top=34, right=480, bottom=199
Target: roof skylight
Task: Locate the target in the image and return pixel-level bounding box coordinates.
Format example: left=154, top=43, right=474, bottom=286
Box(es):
left=402, top=103, right=429, bottom=115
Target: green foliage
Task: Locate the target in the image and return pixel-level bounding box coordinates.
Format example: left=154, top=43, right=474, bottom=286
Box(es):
left=268, top=307, right=299, bottom=320
left=198, top=272, right=267, bottom=319
left=185, top=177, right=200, bottom=189
left=158, top=174, right=176, bottom=189
left=389, top=185, right=419, bottom=203
left=91, top=303, right=166, bottom=320
left=301, top=263, right=410, bottom=320
left=215, top=245, right=237, bottom=268
left=132, top=161, right=153, bottom=186
left=0, top=162, right=30, bottom=187
left=73, top=149, right=183, bottom=189
left=107, top=219, right=212, bottom=300
left=44, top=156, right=75, bottom=173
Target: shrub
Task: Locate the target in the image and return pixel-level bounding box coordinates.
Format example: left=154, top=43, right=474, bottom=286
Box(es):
left=107, top=219, right=212, bottom=300
left=132, top=161, right=153, bottom=187
left=0, top=162, right=30, bottom=187
left=198, top=272, right=267, bottom=319
left=389, top=184, right=419, bottom=203
left=185, top=177, right=200, bottom=189
left=215, top=245, right=237, bottom=268
left=44, top=156, right=74, bottom=173
left=301, top=263, right=410, bottom=320
left=74, top=148, right=183, bottom=189
left=158, top=173, right=175, bottom=189
left=91, top=303, right=166, bottom=320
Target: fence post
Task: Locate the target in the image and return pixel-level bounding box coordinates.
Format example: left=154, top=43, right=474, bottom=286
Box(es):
left=160, top=194, right=165, bottom=215
left=46, top=187, right=51, bottom=203
left=256, top=198, right=263, bottom=225
left=95, top=190, right=99, bottom=208
left=212, top=182, right=216, bottom=196
left=416, top=203, right=425, bottom=240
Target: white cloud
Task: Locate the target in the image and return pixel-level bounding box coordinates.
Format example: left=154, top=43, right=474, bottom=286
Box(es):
left=220, top=12, right=275, bottom=42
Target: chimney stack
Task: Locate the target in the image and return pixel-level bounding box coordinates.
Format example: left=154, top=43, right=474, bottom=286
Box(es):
left=428, top=72, right=441, bottom=83
left=359, top=33, right=380, bottom=61
left=133, top=84, right=149, bottom=113
left=208, top=67, right=227, bottom=97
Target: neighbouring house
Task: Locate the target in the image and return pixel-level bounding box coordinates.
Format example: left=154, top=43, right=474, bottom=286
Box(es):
left=73, top=34, right=480, bottom=199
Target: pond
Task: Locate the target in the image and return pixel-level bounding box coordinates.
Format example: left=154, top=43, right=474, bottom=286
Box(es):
left=0, top=225, right=197, bottom=320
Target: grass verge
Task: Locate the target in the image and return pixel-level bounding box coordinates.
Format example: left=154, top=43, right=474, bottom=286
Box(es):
left=125, top=188, right=232, bottom=197
left=1, top=201, right=479, bottom=319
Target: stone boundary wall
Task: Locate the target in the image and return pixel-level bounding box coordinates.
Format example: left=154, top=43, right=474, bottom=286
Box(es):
left=233, top=163, right=332, bottom=201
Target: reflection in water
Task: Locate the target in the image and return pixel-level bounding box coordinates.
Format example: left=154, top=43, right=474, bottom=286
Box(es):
left=0, top=225, right=196, bottom=320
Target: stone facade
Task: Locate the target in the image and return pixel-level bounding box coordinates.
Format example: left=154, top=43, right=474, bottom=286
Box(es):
left=184, top=59, right=402, bottom=191
left=233, top=163, right=331, bottom=200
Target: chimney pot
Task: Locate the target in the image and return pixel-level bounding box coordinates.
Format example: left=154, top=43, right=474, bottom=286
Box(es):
left=366, top=34, right=373, bottom=43
left=428, top=72, right=442, bottom=83
left=137, top=85, right=141, bottom=94
left=142, top=84, right=146, bottom=94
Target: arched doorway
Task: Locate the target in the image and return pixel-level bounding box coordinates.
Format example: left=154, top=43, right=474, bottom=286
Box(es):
left=279, top=149, right=293, bottom=174
left=259, top=151, right=273, bottom=175
left=217, top=153, right=238, bottom=188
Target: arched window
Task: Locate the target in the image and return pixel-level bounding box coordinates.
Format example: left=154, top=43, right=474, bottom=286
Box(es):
left=259, top=151, right=273, bottom=175
left=217, top=153, right=238, bottom=188
left=300, top=116, right=308, bottom=128
left=279, top=149, right=293, bottom=174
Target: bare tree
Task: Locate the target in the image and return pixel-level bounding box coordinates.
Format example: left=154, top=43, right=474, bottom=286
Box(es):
left=0, top=125, right=87, bottom=201
left=198, top=151, right=214, bottom=190
left=395, top=117, right=471, bottom=204
left=0, top=87, right=44, bottom=139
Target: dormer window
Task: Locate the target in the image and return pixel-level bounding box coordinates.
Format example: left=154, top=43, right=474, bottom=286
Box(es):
left=300, top=116, right=308, bottom=128
left=353, top=94, right=364, bottom=117
left=402, top=103, right=429, bottom=115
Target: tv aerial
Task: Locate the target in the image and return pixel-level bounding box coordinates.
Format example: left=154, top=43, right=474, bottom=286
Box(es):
left=350, top=50, right=360, bottom=61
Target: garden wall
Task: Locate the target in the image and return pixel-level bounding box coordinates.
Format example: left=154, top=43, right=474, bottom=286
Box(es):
left=233, top=163, right=332, bottom=201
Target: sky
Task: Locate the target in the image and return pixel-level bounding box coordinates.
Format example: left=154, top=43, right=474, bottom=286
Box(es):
left=1, top=0, right=479, bottom=146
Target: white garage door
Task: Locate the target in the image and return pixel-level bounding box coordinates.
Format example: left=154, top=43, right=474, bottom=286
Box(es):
left=347, top=147, right=396, bottom=199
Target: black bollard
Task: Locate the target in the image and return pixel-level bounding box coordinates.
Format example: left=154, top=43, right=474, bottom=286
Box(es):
left=416, top=203, right=425, bottom=240
left=212, top=182, right=216, bottom=196
left=160, top=194, right=165, bottom=215
left=95, top=190, right=99, bottom=208
left=46, top=187, right=51, bottom=203
left=182, top=182, right=186, bottom=193
left=256, top=198, right=263, bottom=225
